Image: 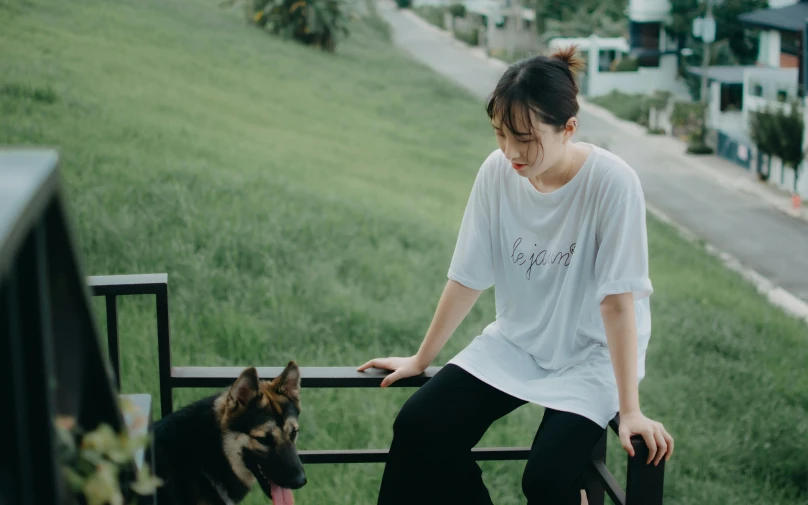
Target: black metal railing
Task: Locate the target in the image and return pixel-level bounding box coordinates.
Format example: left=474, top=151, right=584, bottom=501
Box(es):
left=0, top=149, right=140, bottom=505
left=88, top=274, right=666, bottom=505
left=87, top=274, right=172, bottom=415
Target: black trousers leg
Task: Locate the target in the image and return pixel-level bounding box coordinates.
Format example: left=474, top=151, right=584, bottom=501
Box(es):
left=377, top=364, right=525, bottom=505
left=522, top=407, right=607, bottom=505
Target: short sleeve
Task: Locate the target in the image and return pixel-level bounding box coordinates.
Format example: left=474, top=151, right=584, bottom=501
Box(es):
left=447, top=155, right=496, bottom=291
left=594, top=169, right=654, bottom=304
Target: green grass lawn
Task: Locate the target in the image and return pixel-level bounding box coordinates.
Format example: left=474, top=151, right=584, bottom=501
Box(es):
left=2, top=0, right=808, bottom=504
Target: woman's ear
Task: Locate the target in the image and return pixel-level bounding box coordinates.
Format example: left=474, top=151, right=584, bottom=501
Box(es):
left=564, top=117, right=578, bottom=140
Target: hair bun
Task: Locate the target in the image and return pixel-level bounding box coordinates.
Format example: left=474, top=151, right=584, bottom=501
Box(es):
left=551, top=45, right=586, bottom=75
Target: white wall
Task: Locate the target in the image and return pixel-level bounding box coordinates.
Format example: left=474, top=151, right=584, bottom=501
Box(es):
left=742, top=66, right=799, bottom=125
left=767, top=0, right=800, bottom=8
left=628, top=0, right=670, bottom=22
left=761, top=154, right=808, bottom=197
left=757, top=30, right=782, bottom=67
left=585, top=52, right=688, bottom=97
left=482, top=22, right=537, bottom=53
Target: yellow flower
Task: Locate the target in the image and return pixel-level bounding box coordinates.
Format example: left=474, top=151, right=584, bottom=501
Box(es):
left=81, top=424, right=118, bottom=454
left=131, top=464, right=164, bottom=496
left=254, top=11, right=264, bottom=21
left=83, top=462, right=123, bottom=505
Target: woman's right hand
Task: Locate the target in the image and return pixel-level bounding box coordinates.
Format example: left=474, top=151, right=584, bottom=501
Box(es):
left=356, top=355, right=429, bottom=388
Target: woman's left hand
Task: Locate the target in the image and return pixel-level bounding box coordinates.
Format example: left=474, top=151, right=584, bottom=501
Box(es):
left=618, top=411, right=674, bottom=466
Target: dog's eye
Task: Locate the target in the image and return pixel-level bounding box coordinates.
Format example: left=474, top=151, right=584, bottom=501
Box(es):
left=252, top=434, right=276, bottom=448
left=290, top=428, right=298, bottom=441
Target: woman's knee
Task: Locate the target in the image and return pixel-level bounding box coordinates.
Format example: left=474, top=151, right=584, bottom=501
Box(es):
left=392, top=394, right=442, bottom=444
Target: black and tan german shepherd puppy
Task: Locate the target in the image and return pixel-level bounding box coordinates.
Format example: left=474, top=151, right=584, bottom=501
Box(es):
left=152, top=362, right=306, bottom=505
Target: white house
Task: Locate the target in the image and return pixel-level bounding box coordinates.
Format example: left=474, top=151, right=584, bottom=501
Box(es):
left=689, top=0, right=808, bottom=199
left=548, top=0, right=689, bottom=98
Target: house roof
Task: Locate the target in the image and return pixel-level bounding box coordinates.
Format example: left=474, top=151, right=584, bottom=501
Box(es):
left=548, top=36, right=629, bottom=53
left=738, top=1, right=808, bottom=32
left=463, top=0, right=535, bottom=21
left=687, top=65, right=753, bottom=84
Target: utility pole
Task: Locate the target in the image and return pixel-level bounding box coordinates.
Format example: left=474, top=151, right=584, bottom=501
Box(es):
left=693, top=0, right=716, bottom=147
left=505, top=0, right=518, bottom=59
left=700, top=0, right=714, bottom=107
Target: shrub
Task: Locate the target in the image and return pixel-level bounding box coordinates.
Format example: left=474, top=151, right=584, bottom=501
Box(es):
left=671, top=101, right=704, bottom=129
left=447, top=3, right=465, bottom=17
left=252, top=0, right=350, bottom=51
left=686, top=142, right=714, bottom=155
left=395, top=0, right=411, bottom=8
left=413, top=5, right=446, bottom=29
left=670, top=101, right=706, bottom=141
left=454, top=28, right=478, bottom=46
left=613, top=57, right=639, bottom=72
left=646, top=90, right=672, bottom=111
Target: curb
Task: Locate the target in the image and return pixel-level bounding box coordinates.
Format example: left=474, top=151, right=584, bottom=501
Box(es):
left=646, top=203, right=808, bottom=326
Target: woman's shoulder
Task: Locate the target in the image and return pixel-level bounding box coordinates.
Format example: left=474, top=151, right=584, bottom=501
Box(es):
left=585, top=144, right=644, bottom=196
left=480, top=147, right=508, bottom=173
left=471, top=148, right=508, bottom=187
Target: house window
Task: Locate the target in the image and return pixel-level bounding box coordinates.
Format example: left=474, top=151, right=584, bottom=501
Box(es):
left=629, top=21, right=661, bottom=67
left=751, top=83, right=763, bottom=97
left=630, top=21, right=660, bottom=51
left=777, top=89, right=788, bottom=102
left=780, top=30, right=801, bottom=56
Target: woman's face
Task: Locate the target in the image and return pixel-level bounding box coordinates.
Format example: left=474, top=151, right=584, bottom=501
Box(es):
left=492, top=109, right=575, bottom=180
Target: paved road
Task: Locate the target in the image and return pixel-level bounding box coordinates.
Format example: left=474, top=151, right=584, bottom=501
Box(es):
left=379, top=1, right=808, bottom=305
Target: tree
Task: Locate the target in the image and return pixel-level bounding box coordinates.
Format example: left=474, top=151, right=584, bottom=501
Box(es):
left=533, top=0, right=627, bottom=41
left=770, top=100, right=805, bottom=196
left=666, top=0, right=766, bottom=66
left=748, top=105, right=777, bottom=180
left=714, top=0, right=766, bottom=65
left=750, top=101, right=806, bottom=197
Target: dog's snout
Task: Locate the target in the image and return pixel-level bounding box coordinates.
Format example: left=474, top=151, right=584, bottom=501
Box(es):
left=289, top=473, right=307, bottom=489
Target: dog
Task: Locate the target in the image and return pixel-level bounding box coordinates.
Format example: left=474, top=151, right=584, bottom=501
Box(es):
left=151, top=362, right=307, bottom=505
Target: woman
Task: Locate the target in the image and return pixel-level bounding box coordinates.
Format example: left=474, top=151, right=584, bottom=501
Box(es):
left=358, top=46, right=674, bottom=505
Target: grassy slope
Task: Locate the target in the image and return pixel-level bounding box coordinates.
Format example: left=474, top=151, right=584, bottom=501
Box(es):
left=1, top=0, right=807, bottom=503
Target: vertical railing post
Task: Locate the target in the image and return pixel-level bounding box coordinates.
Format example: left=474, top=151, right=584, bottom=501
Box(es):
left=585, top=429, right=607, bottom=505
left=625, top=437, right=666, bottom=505
left=104, top=295, right=121, bottom=390
left=155, top=286, right=172, bottom=417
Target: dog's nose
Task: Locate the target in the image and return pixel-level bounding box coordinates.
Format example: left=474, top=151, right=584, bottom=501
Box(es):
left=289, top=473, right=307, bottom=489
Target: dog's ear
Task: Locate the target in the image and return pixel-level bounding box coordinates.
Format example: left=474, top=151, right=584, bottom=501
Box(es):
left=275, top=361, right=301, bottom=401
left=228, top=367, right=260, bottom=409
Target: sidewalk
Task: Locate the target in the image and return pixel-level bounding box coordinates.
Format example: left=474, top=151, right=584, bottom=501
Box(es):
left=378, top=0, right=808, bottom=319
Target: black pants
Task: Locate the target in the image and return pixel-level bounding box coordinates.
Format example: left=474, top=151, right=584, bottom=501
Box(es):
left=377, top=364, right=607, bottom=505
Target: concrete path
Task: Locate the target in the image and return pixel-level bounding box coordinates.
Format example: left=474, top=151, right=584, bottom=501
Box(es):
left=378, top=0, right=808, bottom=318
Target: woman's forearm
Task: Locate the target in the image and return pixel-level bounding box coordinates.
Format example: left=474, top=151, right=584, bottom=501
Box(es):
left=601, top=293, right=641, bottom=415
left=415, top=280, right=483, bottom=368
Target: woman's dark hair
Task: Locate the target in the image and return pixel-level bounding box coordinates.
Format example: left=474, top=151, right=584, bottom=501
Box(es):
left=486, top=45, right=585, bottom=139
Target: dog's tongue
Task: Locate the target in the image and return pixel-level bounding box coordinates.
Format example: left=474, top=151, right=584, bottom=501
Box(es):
left=270, top=482, right=294, bottom=505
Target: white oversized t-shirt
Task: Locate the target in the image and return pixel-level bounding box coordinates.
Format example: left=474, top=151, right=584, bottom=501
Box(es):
left=446, top=144, right=653, bottom=428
